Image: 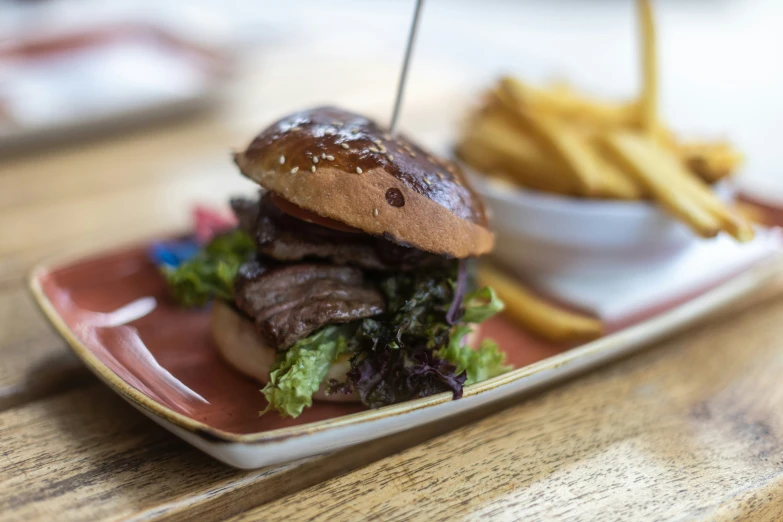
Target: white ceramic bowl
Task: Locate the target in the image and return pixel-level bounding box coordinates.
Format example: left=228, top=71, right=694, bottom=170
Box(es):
left=466, top=170, right=733, bottom=278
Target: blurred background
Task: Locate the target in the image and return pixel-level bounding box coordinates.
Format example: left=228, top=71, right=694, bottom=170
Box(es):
left=0, top=0, right=781, bottom=265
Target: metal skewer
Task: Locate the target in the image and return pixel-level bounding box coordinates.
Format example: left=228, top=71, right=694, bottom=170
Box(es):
left=389, top=0, right=425, bottom=135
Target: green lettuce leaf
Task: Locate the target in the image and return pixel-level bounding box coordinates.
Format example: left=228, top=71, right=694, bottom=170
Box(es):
left=461, top=286, right=504, bottom=324
left=163, top=230, right=254, bottom=307
left=261, top=326, right=348, bottom=417
left=438, top=325, right=511, bottom=384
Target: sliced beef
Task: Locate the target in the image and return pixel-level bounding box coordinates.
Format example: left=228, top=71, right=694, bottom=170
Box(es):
left=231, top=194, right=443, bottom=271
left=234, top=261, right=385, bottom=349
left=258, top=231, right=401, bottom=270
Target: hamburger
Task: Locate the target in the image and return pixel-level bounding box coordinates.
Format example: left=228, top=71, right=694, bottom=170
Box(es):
left=163, top=107, right=509, bottom=417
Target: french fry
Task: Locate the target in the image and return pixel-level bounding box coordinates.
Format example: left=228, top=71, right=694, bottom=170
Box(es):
left=458, top=138, right=562, bottom=194
left=637, top=0, right=658, bottom=136
left=666, top=160, right=754, bottom=241
left=601, top=132, right=719, bottom=237
left=601, top=131, right=752, bottom=240
left=626, top=133, right=751, bottom=240
left=592, top=146, right=650, bottom=200
left=498, top=76, right=640, bottom=129
left=494, top=84, right=644, bottom=199
left=478, top=264, right=604, bottom=343
left=529, top=121, right=645, bottom=200
left=458, top=114, right=579, bottom=194
left=679, top=141, right=743, bottom=183
left=457, top=139, right=575, bottom=195
left=471, top=110, right=552, bottom=169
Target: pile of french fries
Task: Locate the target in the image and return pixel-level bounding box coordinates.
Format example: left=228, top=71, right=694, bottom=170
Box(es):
left=463, top=1, right=757, bottom=344
left=457, top=0, right=752, bottom=242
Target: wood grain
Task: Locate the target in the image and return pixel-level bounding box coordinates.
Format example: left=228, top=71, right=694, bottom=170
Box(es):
left=0, top=383, right=293, bottom=522
left=234, top=296, right=783, bottom=522
left=0, top=378, right=527, bottom=522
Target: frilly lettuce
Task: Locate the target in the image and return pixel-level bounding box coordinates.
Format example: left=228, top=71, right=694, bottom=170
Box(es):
left=261, top=326, right=348, bottom=418
left=437, top=325, right=510, bottom=385
left=435, top=285, right=509, bottom=384
left=162, top=230, right=254, bottom=307
left=461, top=286, right=504, bottom=324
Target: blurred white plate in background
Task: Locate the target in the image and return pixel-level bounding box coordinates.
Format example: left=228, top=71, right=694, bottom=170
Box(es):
left=0, top=25, right=232, bottom=150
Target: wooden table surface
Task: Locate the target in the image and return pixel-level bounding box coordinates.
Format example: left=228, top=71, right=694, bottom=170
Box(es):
left=3, top=59, right=783, bottom=521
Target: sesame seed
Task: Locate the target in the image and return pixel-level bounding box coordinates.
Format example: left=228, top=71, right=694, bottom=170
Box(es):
left=397, top=148, right=404, bottom=154
left=387, top=154, right=394, bottom=161
left=321, top=153, right=326, bottom=159
left=410, top=152, right=417, bottom=158
left=379, top=145, right=387, bottom=153
left=424, top=177, right=432, bottom=185
left=290, top=167, right=299, bottom=174
left=352, top=128, right=359, bottom=133
left=326, top=155, right=335, bottom=161
left=383, top=133, right=391, bottom=140
left=331, top=120, right=342, bottom=126
left=373, top=208, right=379, bottom=217
left=341, top=143, right=350, bottom=149
left=279, top=155, right=285, bottom=165
left=369, top=147, right=379, bottom=153
left=312, top=156, right=319, bottom=164
left=356, top=167, right=363, bottom=174
left=311, top=165, right=317, bottom=173
left=373, top=139, right=382, bottom=145
left=436, top=171, right=444, bottom=180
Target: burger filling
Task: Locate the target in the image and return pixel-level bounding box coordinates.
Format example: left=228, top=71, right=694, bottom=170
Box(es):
left=163, top=192, right=509, bottom=417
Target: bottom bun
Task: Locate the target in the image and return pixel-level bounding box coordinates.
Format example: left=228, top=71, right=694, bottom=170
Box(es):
left=211, top=300, right=358, bottom=402
left=211, top=300, right=482, bottom=404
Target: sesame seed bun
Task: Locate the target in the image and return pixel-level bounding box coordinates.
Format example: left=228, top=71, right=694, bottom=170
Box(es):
left=233, top=107, right=494, bottom=259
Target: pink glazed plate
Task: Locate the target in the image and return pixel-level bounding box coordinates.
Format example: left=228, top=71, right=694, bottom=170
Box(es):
left=29, top=240, right=783, bottom=468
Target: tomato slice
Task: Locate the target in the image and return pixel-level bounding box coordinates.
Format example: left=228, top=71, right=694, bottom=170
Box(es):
left=270, top=193, right=361, bottom=233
